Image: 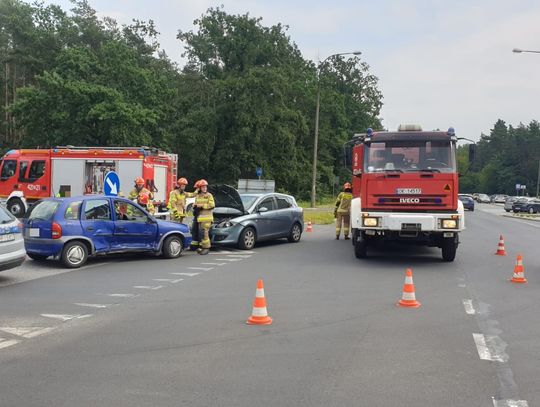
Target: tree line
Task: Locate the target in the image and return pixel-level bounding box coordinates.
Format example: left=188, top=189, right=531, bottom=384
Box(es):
left=0, top=0, right=383, bottom=199
left=458, top=119, right=540, bottom=196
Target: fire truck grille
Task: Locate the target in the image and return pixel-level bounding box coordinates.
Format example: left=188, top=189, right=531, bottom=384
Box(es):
left=374, top=195, right=447, bottom=206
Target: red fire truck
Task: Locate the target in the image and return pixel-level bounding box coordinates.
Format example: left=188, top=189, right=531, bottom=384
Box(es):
left=345, top=124, right=471, bottom=262
left=0, top=146, right=178, bottom=217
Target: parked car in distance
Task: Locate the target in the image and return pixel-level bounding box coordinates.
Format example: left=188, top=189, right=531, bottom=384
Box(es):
left=458, top=194, right=475, bottom=211
left=504, top=196, right=518, bottom=212
left=0, top=204, right=26, bottom=271
left=209, top=185, right=303, bottom=250
left=476, top=193, right=491, bottom=203
left=511, top=197, right=535, bottom=213
left=491, top=194, right=508, bottom=203
left=517, top=198, right=540, bottom=214
left=23, top=196, right=192, bottom=268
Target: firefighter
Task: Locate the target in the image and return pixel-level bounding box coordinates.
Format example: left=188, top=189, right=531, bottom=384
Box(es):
left=190, top=180, right=202, bottom=251
left=129, top=177, right=155, bottom=214
left=334, top=182, right=353, bottom=240
left=167, top=177, right=196, bottom=224
left=193, top=179, right=215, bottom=255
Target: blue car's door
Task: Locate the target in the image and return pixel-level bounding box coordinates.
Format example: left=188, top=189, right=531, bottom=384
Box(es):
left=80, top=198, right=115, bottom=252
left=112, top=200, right=158, bottom=250
left=273, top=195, right=295, bottom=237
left=254, top=196, right=279, bottom=239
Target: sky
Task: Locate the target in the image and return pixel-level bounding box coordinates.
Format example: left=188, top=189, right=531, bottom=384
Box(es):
left=42, top=0, right=540, bottom=141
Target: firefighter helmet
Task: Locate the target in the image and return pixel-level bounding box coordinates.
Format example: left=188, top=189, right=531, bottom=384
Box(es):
left=343, top=182, right=352, bottom=189
left=198, top=179, right=208, bottom=187
left=138, top=193, right=149, bottom=205
left=135, top=177, right=145, bottom=186
left=177, top=177, right=188, bottom=186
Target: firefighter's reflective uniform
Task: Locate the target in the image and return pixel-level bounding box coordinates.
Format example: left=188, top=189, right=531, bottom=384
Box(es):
left=334, top=185, right=353, bottom=239
left=194, top=188, right=215, bottom=253
left=128, top=187, right=155, bottom=214
left=167, top=189, right=195, bottom=223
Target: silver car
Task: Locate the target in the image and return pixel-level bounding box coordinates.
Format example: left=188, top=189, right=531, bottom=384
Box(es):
left=209, top=185, right=304, bottom=250
left=0, top=205, right=26, bottom=271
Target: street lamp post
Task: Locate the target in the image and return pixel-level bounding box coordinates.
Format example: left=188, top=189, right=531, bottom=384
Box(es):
left=512, top=47, right=540, bottom=197
left=311, top=51, right=362, bottom=208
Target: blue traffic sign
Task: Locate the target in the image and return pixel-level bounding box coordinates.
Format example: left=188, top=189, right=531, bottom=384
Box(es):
left=104, top=171, right=120, bottom=196
left=256, top=167, right=263, bottom=178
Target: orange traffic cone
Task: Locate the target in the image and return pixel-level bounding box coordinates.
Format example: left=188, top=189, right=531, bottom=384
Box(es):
left=397, top=268, right=421, bottom=308
left=510, top=254, right=527, bottom=283
left=246, top=279, right=273, bottom=325
left=495, top=235, right=507, bottom=256
left=306, top=221, right=313, bottom=232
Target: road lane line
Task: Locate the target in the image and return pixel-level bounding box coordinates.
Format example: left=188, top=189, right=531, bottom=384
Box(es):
left=462, top=299, right=476, bottom=315
left=200, top=263, right=226, bottom=266
left=41, top=314, right=92, bottom=322
left=74, top=303, right=111, bottom=309
left=492, top=399, right=529, bottom=406
left=0, top=338, right=19, bottom=350
left=0, top=327, right=55, bottom=339
left=152, top=278, right=184, bottom=283
left=133, top=285, right=164, bottom=290
left=214, top=258, right=241, bottom=262
left=226, top=254, right=251, bottom=258
left=458, top=283, right=466, bottom=288
left=187, top=267, right=214, bottom=271
left=170, top=272, right=200, bottom=277
left=106, top=293, right=139, bottom=298
left=472, top=333, right=508, bottom=362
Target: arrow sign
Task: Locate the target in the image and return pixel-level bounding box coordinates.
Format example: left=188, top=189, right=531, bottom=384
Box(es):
left=104, top=171, right=120, bottom=196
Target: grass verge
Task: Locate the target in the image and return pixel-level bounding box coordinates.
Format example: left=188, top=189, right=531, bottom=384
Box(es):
left=303, top=210, right=335, bottom=225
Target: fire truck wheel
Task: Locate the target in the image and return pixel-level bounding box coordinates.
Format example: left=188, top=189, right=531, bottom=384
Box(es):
left=61, top=241, right=88, bottom=268
left=7, top=198, right=25, bottom=218
left=163, top=235, right=184, bottom=258
left=441, top=239, right=457, bottom=262
left=354, top=233, right=368, bottom=259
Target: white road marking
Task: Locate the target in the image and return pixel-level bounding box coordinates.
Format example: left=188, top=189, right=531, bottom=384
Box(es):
left=0, top=338, right=19, bottom=350
left=41, top=314, right=92, bottom=322
left=214, top=258, right=241, bottom=262
left=225, top=250, right=257, bottom=254
left=187, top=267, right=214, bottom=271
left=458, top=283, right=466, bottom=288
left=493, top=399, right=529, bottom=406
left=0, top=327, right=55, bottom=339
left=200, top=263, right=226, bottom=266
left=473, top=333, right=508, bottom=362
left=152, top=278, right=184, bottom=283
left=133, top=285, right=164, bottom=290
left=74, top=303, right=111, bottom=309
left=107, top=293, right=138, bottom=298
left=226, top=254, right=251, bottom=258
left=170, top=272, right=200, bottom=277
left=208, top=251, right=236, bottom=255
left=462, top=299, right=476, bottom=315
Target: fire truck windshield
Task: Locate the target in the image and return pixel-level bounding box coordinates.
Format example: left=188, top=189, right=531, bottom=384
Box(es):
left=364, top=139, right=456, bottom=173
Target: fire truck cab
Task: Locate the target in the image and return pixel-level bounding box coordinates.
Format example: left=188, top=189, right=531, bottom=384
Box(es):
left=345, top=125, right=465, bottom=262
left=0, top=146, right=178, bottom=217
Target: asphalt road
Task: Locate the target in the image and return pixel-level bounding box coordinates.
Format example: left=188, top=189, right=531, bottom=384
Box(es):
left=0, top=204, right=538, bottom=407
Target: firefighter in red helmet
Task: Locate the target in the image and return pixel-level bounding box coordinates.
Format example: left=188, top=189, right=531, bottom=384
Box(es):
left=167, top=177, right=197, bottom=224
left=334, top=182, right=353, bottom=240
left=128, top=177, right=155, bottom=214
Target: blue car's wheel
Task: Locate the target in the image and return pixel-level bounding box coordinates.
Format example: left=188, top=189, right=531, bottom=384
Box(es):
left=238, top=227, right=256, bottom=250
left=163, top=235, right=184, bottom=258
left=61, top=241, right=88, bottom=268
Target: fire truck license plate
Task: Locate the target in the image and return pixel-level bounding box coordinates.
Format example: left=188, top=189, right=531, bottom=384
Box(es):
left=0, top=234, right=14, bottom=243
left=29, top=228, right=40, bottom=237
left=396, top=188, right=422, bottom=195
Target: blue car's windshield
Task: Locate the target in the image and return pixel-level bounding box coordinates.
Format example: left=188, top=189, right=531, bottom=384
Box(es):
left=28, top=200, right=60, bottom=221
left=240, top=195, right=258, bottom=210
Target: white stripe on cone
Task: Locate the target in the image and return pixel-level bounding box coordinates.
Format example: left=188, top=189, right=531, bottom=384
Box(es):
left=255, top=288, right=265, bottom=297
left=251, top=307, right=269, bottom=317
left=402, top=292, right=416, bottom=300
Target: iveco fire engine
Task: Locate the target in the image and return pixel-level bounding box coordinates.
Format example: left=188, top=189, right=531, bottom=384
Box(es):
left=345, top=124, right=468, bottom=262
left=0, top=146, right=178, bottom=217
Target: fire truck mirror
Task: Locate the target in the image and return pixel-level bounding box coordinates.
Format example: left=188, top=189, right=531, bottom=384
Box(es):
left=343, top=144, right=353, bottom=170
left=468, top=144, right=476, bottom=163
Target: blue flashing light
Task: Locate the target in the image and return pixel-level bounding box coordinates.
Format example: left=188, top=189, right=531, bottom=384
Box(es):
left=447, top=127, right=455, bottom=136
left=53, top=148, right=58, bottom=153
left=434, top=198, right=442, bottom=204
left=366, top=128, right=373, bottom=136
left=6, top=150, right=15, bottom=155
